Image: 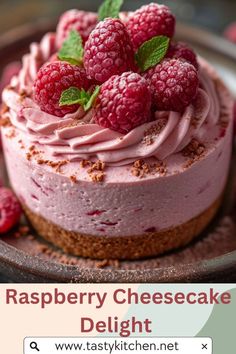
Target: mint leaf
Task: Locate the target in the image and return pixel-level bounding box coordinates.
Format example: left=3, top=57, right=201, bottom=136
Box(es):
left=60, top=87, right=86, bottom=106
left=58, top=30, right=84, bottom=66
left=84, top=86, right=100, bottom=111
left=60, top=86, right=100, bottom=112
left=98, top=0, right=124, bottom=21
left=135, top=36, right=170, bottom=72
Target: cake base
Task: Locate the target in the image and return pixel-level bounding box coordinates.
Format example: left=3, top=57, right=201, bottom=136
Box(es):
left=23, top=196, right=222, bottom=260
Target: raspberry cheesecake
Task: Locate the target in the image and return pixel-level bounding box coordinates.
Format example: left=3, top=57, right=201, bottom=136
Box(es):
left=1, top=2, right=234, bottom=259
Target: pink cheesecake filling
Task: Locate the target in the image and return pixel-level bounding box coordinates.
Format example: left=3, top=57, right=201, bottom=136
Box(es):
left=1, top=33, right=234, bottom=237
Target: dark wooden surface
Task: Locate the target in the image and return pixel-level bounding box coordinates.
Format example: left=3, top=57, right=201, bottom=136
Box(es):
left=0, top=0, right=235, bottom=35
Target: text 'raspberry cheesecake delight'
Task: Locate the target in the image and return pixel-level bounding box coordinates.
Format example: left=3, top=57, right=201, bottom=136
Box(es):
left=1, top=1, right=234, bottom=260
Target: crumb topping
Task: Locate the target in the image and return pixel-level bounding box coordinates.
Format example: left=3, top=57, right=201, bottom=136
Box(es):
left=131, top=159, right=167, bottom=178
left=26, top=145, right=41, bottom=161
left=80, top=159, right=92, bottom=168
left=0, top=117, right=11, bottom=127
left=90, top=171, right=105, bottom=182
left=80, top=159, right=106, bottom=182
left=95, top=259, right=120, bottom=269
left=25, top=145, right=69, bottom=173
left=0, top=104, right=12, bottom=127
left=182, top=139, right=206, bottom=168
left=18, top=91, right=27, bottom=102
left=70, top=175, right=77, bottom=183
left=88, top=160, right=105, bottom=173
left=37, top=159, right=69, bottom=173
left=18, top=139, right=25, bottom=149
left=4, top=128, right=16, bottom=139
left=0, top=104, right=10, bottom=115
left=142, top=119, right=167, bottom=145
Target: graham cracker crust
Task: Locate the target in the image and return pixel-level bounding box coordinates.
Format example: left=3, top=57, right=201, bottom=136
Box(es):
left=23, top=196, right=222, bottom=260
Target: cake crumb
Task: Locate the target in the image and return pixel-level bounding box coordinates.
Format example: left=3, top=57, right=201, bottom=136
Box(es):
left=131, top=160, right=150, bottom=177
left=131, top=159, right=167, bottom=178
left=34, top=243, right=80, bottom=266
left=5, top=128, right=16, bottom=139
left=182, top=139, right=206, bottom=168
left=1, top=104, right=10, bottom=115
left=90, top=171, right=105, bottom=182
left=26, top=152, right=32, bottom=161
left=80, top=159, right=92, bottom=168
left=18, top=139, right=25, bottom=149
left=0, top=116, right=12, bottom=127
left=36, top=158, right=49, bottom=165
left=142, top=119, right=167, bottom=146
left=96, top=259, right=120, bottom=269
left=54, top=160, right=68, bottom=173
left=36, top=158, right=68, bottom=173
left=88, top=160, right=105, bottom=173
left=155, top=161, right=167, bottom=175
left=26, top=146, right=41, bottom=161
left=81, top=159, right=106, bottom=182
left=70, top=175, right=77, bottom=183
left=19, top=90, right=27, bottom=101
left=95, top=259, right=109, bottom=269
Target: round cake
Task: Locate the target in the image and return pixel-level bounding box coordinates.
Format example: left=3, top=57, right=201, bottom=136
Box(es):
left=0, top=2, right=234, bottom=260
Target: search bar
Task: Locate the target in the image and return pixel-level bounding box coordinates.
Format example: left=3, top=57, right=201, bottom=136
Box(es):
left=24, top=337, right=212, bottom=354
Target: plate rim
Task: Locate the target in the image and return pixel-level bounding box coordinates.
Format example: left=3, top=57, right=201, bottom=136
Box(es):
left=0, top=238, right=236, bottom=282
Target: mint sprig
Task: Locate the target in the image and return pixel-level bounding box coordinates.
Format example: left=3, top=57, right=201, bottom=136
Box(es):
left=135, top=36, right=170, bottom=72
left=58, top=30, right=84, bottom=66
left=60, top=86, right=100, bottom=112
left=98, top=0, right=124, bottom=21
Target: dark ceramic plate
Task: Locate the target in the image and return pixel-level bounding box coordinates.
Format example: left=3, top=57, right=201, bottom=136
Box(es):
left=0, top=22, right=236, bottom=283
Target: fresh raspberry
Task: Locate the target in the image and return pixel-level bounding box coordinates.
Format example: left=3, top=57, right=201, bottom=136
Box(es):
left=126, top=3, right=175, bottom=51
left=56, top=9, right=97, bottom=47
left=94, top=72, right=152, bottom=134
left=84, top=18, right=135, bottom=83
left=144, top=59, right=199, bottom=112
left=33, top=61, right=92, bottom=117
left=224, top=22, right=236, bottom=43
left=0, top=188, right=22, bottom=234
left=167, top=42, right=199, bottom=69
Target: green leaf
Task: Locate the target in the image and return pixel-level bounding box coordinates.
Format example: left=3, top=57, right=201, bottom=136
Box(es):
left=98, top=0, right=124, bottom=21
left=58, top=30, right=84, bottom=66
left=59, top=86, right=100, bottom=112
left=84, top=86, right=100, bottom=111
left=59, top=87, right=86, bottom=106
left=135, top=36, right=170, bottom=72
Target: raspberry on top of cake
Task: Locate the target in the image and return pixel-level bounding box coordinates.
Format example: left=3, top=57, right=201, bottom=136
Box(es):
left=1, top=1, right=211, bottom=169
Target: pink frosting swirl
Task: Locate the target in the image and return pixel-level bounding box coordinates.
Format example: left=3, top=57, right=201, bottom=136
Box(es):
left=2, top=33, right=221, bottom=166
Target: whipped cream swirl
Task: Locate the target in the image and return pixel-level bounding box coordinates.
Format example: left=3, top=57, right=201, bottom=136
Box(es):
left=2, top=33, right=221, bottom=166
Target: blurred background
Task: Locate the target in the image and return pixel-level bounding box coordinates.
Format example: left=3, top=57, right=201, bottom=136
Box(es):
left=0, top=0, right=235, bottom=35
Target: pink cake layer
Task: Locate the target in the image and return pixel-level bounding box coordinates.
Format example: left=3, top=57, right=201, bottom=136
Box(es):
left=1, top=116, right=232, bottom=238
left=1, top=33, right=234, bottom=238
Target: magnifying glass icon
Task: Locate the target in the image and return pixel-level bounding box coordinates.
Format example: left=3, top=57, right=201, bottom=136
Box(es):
left=30, top=342, right=40, bottom=352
